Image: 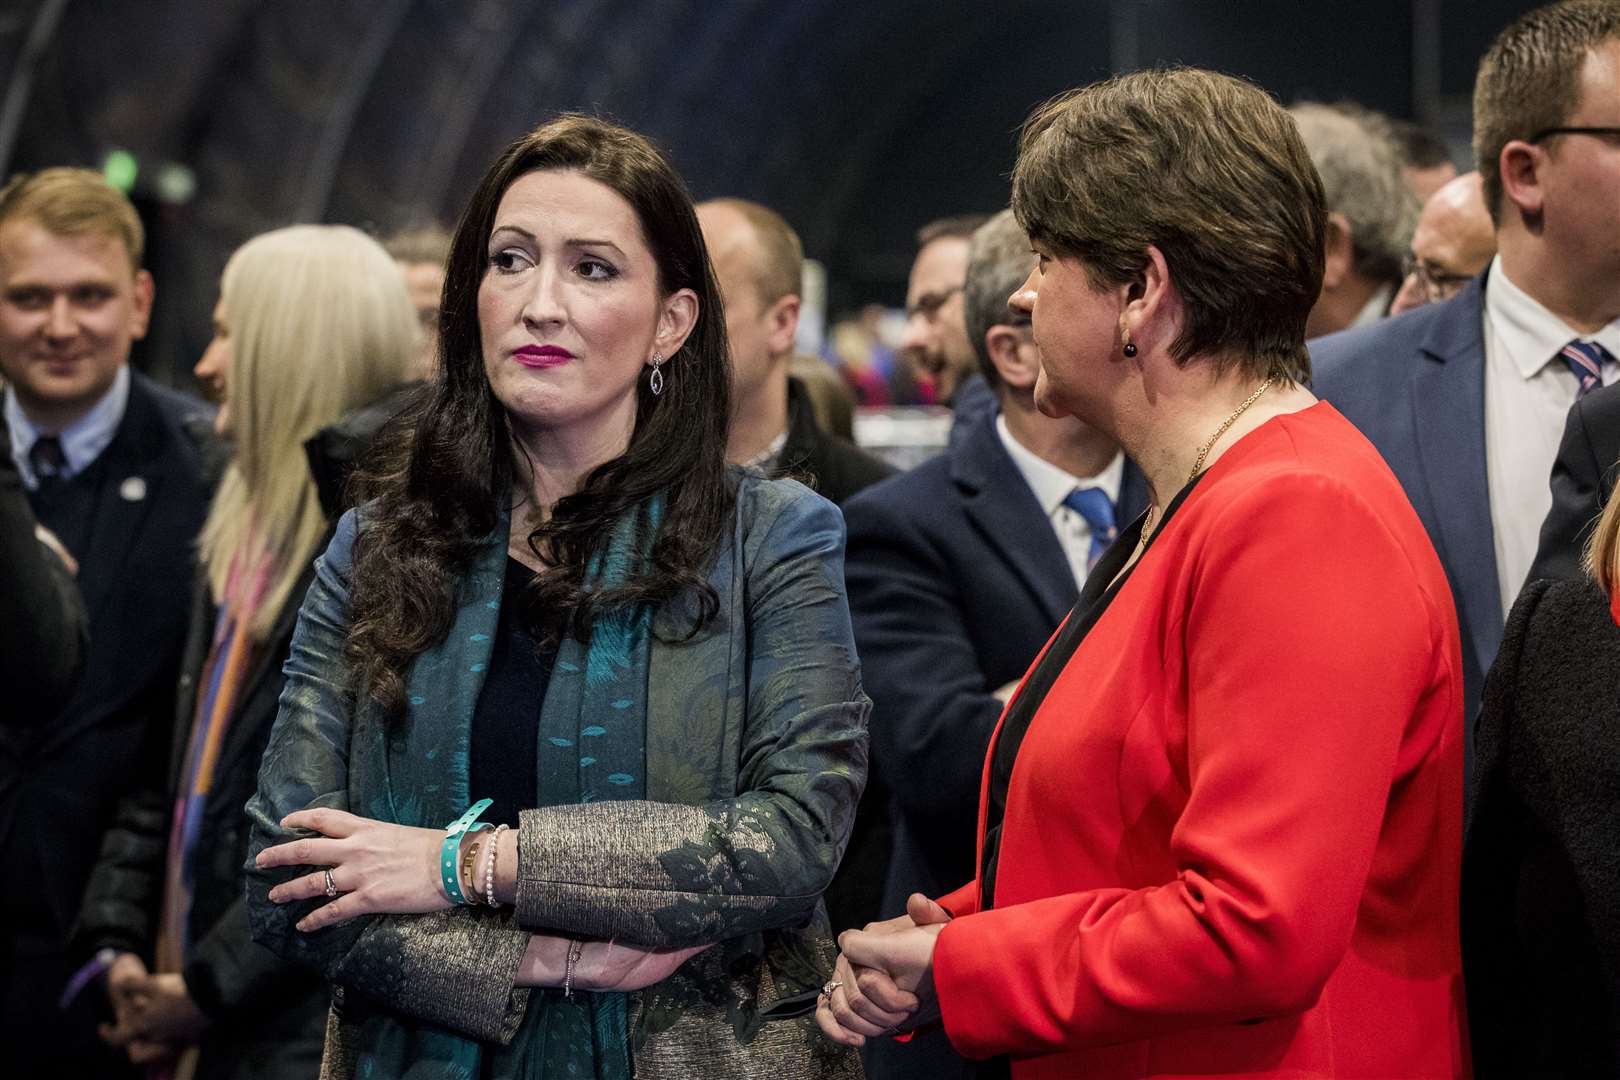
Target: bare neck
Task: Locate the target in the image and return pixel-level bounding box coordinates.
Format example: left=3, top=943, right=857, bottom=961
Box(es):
left=508, top=412, right=634, bottom=559
left=726, top=360, right=791, bottom=464
left=1118, top=368, right=1317, bottom=512
left=1000, top=390, right=1118, bottom=479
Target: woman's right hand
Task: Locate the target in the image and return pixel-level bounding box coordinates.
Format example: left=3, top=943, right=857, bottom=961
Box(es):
left=517, top=933, right=710, bottom=992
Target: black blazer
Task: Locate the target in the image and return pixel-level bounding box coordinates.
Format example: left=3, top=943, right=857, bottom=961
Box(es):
left=1528, top=382, right=1620, bottom=583
left=0, top=411, right=86, bottom=719
left=74, top=565, right=326, bottom=1080
left=842, top=402, right=1147, bottom=914
left=775, top=376, right=895, bottom=506
left=0, top=372, right=214, bottom=942
left=1462, top=576, right=1620, bottom=1076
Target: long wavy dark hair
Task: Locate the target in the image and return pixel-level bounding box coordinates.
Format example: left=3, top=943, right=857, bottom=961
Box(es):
left=347, top=115, right=733, bottom=715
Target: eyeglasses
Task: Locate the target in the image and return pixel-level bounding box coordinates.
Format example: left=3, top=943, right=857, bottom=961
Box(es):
left=1401, top=253, right=1475, bottom=304
left=1528, top=126, right=1620, bottom=144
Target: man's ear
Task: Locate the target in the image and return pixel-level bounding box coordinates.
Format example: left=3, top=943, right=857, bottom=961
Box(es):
left=765, top=293, right=801, bottom=357
left=985, top=325, right=1036, bottom=390
left=1498, top=140, right=1546, bottom=224
left=130, top=270, right=154, bottom=341
left=1320, top=213, right=1354, bottom=291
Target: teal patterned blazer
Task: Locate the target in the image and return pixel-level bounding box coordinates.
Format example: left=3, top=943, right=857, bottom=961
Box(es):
left=243, top=473, right=869, bottom=1079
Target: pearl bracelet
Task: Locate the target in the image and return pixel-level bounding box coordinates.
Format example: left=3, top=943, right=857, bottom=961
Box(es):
left=483, top=823, right=509, bottom=908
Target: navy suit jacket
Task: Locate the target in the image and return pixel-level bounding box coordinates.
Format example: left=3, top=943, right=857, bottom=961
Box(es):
left=842, top=401, right=1147, bottom=917
left=1310, top=275, right=1497, bottom=751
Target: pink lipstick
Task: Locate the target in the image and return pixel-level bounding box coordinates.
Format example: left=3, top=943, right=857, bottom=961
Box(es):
left=512, top=344, right=574, bottom=368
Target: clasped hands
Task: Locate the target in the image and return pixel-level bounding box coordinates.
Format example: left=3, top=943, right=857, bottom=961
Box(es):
left=815, top=893, right=950, bottom=1048
left=99, top=953, right=209, bottom=1066
left=256, top=807, right=704, bottom=992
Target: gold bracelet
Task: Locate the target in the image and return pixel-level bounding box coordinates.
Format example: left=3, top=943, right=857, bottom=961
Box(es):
left=459, top=832, right=483, bottom=901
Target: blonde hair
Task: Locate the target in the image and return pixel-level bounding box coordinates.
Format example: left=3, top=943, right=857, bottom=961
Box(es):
left=1585, top=484, right=1620, bottom=595
left=0, top=167, right=145, bottom=270
left=199, top=224, right=415, bottom=639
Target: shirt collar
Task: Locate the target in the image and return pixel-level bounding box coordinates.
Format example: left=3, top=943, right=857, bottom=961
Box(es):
left=4, top=365, right=131, bottom=488
left=1486, top=254, right=1620, bottom=380
left=995, top=412, right=1124, bottom=516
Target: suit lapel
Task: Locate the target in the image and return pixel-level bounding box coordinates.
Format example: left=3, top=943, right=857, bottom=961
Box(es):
left=1410, top=279, right=1503, bottom=677
left=950, top=410, right=1077, bottom=626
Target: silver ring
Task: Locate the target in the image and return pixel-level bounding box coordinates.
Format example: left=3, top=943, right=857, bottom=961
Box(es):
left=821, top=979, right=843, bottom=996
left=323, top=869, right=339, bottom=898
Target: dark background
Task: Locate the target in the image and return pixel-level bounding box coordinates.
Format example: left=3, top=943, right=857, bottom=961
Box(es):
left=0, top=0, right=1536, bottom=383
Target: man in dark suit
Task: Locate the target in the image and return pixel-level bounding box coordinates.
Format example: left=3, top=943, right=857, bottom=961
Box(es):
left=845, top=208, right=1146, bottom=1080
left=0, top=168, right=213, bottom=1072
left=1528, top=380, right=1620, bottom=581
left=697, top=197, right=895, bottom=932
left=1311, top=1, right=1620, bottom=747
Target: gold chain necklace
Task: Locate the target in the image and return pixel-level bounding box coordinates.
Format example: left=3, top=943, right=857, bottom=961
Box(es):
left=1138, top=376, right=1274, bottom=545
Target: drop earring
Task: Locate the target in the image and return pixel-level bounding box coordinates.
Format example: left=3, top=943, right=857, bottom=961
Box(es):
left=648, top=350, right=665, bottom=396
left=1121, top=330, right=1138, bottom=358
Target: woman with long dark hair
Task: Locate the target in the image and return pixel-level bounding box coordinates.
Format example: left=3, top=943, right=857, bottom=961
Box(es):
left=244, top=115, right=868, bottom=1078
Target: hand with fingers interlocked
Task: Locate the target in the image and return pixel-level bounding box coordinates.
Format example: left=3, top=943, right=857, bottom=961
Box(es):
left=816, top=892, right=952, bottom=1048
left=255, top=807, right=450, bottom=932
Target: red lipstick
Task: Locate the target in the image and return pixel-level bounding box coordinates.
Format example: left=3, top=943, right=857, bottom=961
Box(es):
left=513, top=345, right=574, bottom=368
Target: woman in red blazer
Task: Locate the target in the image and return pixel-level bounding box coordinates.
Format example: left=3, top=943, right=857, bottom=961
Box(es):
left=818, top=68, right=1468, bottom=1079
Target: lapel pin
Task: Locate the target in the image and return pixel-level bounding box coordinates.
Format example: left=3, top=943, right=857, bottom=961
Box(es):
left=119, top=476, right=147, bottom=502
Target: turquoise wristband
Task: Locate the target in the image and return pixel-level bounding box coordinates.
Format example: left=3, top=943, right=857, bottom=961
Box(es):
left=440, top=798, right=494, bottom=905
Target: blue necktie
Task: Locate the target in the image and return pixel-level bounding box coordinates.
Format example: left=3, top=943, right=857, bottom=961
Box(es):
left=1559, top=339, right=1614, bottom=399
left=1063, top=486, right=1118, bottom=570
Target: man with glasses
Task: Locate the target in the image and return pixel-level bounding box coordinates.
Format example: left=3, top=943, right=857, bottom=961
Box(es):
left=1390, top=171, right=1497, bottom=315
left=1312, top=0, right=1620, bottom=747
left=900, top=215, right=988, bottom=406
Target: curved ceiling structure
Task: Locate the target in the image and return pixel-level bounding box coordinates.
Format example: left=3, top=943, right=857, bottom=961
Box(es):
left=0, top=0, right=1533, bottom=379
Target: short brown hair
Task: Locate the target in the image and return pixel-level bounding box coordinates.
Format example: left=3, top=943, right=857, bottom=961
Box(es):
left=916, top=214, right=991, bottom=249
left=0, top=167, right=145, bottom=270
left=1474, top=0, right=1620, bottom=226
left=701, top=197, right=803, bottom=305
left=1012, top=68, right=1324, bottom=384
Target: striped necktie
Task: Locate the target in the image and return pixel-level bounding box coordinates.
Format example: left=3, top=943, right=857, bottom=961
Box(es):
left=1559, top=339, right=1614, bottom=399
left=1062, top=486, right=1118, bottom=570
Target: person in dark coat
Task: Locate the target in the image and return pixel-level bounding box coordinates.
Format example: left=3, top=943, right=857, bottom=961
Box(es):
left=72, top=224, right=417, bottom=1078
left=1464, top=435, right=1620, bottom=1076
left=698, top=197, right=895, bottom=933
left=844, top=207, right=1146, bottom=1080
left=1528, top=379, right=1620, bottom=582
left=0, top=408, right=86, bottom=719
left=0, top=167, right=214, bottom=1077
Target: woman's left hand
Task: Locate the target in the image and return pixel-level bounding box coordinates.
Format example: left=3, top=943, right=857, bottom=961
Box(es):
left=256, top=807, right=448, bottom=931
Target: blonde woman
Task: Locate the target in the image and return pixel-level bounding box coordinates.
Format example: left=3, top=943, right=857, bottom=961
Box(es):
left=1465, top=470, right=1620, bottom=1077
left=70, top=224, right=416, bottom=1080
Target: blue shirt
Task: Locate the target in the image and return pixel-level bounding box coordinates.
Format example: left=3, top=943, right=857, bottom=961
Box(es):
left=4, top=365, right=131, bottom=489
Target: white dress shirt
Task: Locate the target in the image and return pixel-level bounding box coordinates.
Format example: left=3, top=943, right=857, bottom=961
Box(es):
left=1483, top=256, right=1620, bottom=617
left=4, top=365, right=131, bottom=489
left=996, top=413, right=1125, bottom=588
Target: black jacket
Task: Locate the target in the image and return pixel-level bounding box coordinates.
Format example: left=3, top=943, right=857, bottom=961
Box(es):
left=1462, top=576, right=1620, bottom=1076
left=774, top=376, right=895, bottom=505
left=1528, top=382, right=1620, bottom=583
left=0, top=410, right=86, bottom=719
left=73, top=558, right=327, bottom=1079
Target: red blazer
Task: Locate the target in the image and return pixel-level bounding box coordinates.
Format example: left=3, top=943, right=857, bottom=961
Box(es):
left=931, top=404, right=1468, bottom=1079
